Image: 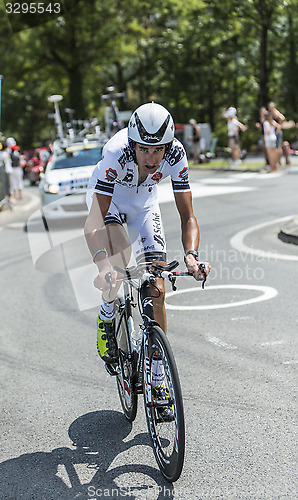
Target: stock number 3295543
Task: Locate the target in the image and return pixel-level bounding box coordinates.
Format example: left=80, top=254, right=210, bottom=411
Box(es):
left=5, top=3, right=61, bottom=14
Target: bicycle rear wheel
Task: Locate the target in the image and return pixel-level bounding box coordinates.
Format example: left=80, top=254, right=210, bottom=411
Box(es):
left=144, top=326, right=185, bottom=482
left=115, top=298, right=138, bottom=422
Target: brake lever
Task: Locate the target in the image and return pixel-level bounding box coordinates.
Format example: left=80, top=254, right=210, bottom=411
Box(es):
left=199, top=263, right=207, bottom=289
left=105, top=272, right=113, bottom=298
left=169, top=274, right=177, bottom=291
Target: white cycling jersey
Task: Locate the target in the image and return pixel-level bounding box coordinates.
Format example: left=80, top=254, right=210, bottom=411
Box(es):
left=87, top=128, right=191, bottom=264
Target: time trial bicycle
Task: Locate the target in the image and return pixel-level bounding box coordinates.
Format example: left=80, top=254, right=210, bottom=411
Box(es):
left=105, top=260, right=206, bottom=482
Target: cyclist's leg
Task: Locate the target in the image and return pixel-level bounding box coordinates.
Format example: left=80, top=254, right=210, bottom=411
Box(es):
left=97, top=204, right=132, bottom=363
left=126, top=204, right=167, bottom=333
left=100, top=204, right=132, bottom=301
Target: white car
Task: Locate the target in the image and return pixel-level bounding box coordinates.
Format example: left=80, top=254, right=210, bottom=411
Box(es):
left=39, top=141, right=104, bottom=220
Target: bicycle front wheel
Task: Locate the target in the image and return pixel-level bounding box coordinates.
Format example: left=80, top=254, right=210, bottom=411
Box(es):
left=115, top=299, right=138, bottom=422
left=144, top=326, right=185, bottom=482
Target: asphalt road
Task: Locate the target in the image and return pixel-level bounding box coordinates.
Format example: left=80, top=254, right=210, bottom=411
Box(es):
left=0, top=169, right=297, bottom=500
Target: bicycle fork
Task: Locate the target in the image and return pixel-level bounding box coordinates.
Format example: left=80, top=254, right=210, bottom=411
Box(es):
left=139, top=282, right=159, bottom=406
left=143, top=330, right=153, bottom=405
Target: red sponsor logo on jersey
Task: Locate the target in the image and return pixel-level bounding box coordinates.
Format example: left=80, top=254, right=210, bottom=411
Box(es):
left=106, top=168, right=118, bottom=181
left=152, top=172, right=163, bottom=182
left=178, top=167, right=189, bottom=179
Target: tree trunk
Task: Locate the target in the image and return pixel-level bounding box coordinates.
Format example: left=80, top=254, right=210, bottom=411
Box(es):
left=259, top=24, right=269, bottom=107
left=68, top=65, right=85, bottom=119
left=287, top=13, right=297, bottom=118
left=207, top=74, right=214, bottom=131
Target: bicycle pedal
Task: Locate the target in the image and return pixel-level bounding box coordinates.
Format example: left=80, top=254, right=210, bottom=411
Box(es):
left=156, top=416, right=174, bottom=423
left=154, top=400, right=172, bottom=408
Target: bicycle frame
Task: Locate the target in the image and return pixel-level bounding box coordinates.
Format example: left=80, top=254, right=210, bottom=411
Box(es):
left=118, top=275, right=159, bottom=405
left=115, top=259, right=207, bottom=388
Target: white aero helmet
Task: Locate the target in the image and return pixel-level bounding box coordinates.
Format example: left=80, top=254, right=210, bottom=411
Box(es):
left=128, top=102, right=175, bottom=145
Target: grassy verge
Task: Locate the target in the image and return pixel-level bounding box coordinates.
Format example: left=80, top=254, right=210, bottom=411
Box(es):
left=189, top=158, right=266, bottom=170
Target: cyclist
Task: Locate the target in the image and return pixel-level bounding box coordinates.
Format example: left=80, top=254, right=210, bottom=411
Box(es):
left=85, top=102, right=210, bottom=415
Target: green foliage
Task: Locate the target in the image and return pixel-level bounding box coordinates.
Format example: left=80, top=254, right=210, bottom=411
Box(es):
left=0, top=0, right=297, bottom=148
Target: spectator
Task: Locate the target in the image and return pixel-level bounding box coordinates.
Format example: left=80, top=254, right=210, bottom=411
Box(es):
left=9, top=144, right=23, bottom=199
left=224, top=107, right=247, bottom=165
left=31, top=149, right=40, bottom=165
left=255, top=106, right=267, bottom=132
left=263, top=111, right=281, bottom=172
left=189, top=119, right=201, bottom=163
left=1, top=142, right=15, bottom=204
left=282, top=141, right=291, bottom=165
left=268, top=101, right=285, bottom=164
left=46, top=140, right=53, bottom=153
left=19, top=151, right=28, bottom=177
left=255, top=106, right=270, bottom=166
left=39, top=141, right=54, bottom=169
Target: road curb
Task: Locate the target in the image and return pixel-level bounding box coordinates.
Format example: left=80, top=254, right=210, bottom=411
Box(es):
left=278, top=216, right=298, bottom=245
left=0, top=192, right=40, bottom=224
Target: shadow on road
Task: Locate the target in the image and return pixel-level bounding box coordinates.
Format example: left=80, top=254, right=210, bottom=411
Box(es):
left=0, top=410, right=173, bottom=499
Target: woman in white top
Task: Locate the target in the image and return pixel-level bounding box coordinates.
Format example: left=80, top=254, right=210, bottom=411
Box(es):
left=263, top=111, right=281, bottom=172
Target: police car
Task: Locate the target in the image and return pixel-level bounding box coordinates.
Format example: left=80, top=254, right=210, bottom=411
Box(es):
left=39, top=141, right=104, bottom=220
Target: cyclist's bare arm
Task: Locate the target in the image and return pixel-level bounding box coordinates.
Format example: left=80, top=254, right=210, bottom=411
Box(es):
left=84, top=192, right=132, bottom=296
left=84, top=193, right=111, bottom=258
left=174, top=191, right=211, bottom=280
left=84, top=193, right=118, bottom=292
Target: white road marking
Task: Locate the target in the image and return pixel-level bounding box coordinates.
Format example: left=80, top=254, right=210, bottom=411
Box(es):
left=199, top=177, right=241, bottom=184
left=6, top=222, right=25, bottom=229
left=165, top=284, right=278, bottom=311
left=231, top=316, right=252, bottom=320
left=157, top=181, right=254, bottom=204
left=283, top=360, right=298, bottom=365
left=230, top=216, right=298, bottom=261
left=261, top=340, right=284, bottom=346
left=196, top=172, right=284, bottom=186
left=205, top=335, right=238, bottom=350
left=231, top=172, right=283, bottom=179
